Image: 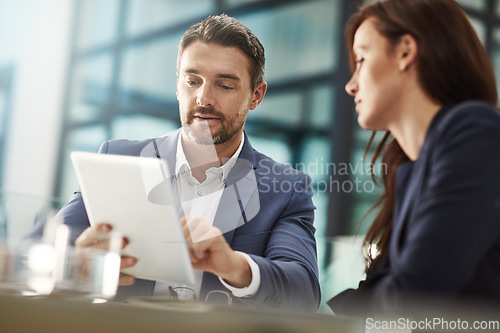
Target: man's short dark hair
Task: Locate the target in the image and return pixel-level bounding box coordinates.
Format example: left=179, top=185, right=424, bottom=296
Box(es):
left=178, top=14, right=265, bottom=90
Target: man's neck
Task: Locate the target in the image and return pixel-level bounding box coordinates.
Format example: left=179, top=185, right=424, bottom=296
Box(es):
left=180, top=131, right=243, bottom=182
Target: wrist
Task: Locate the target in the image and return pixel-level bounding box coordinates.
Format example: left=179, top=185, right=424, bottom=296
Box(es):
left=221, top=252, right=252, bottom=288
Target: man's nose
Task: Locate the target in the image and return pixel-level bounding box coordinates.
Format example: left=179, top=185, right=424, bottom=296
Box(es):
left=197, top=84, right=215, bottom=107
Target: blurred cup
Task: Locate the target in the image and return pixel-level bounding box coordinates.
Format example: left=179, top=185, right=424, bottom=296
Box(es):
left=0, top=238, right=58, bottom=296
left=53, top=229, right=122, bottom=299
left=0, top=214, right=122, bottom=299
left=0, top=204, right=58, bottom=295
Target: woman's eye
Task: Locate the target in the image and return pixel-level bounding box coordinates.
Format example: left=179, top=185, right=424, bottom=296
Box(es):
left=356, top=58, right=365, bottom=65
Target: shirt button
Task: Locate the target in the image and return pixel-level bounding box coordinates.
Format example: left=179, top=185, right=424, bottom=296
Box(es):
left=180, top=169, right=185, bottom=175
left=197, top=190, right=202, bottom=196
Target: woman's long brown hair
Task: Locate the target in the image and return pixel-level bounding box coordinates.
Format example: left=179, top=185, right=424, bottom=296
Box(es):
left=345, top=0, right=498, bottom=272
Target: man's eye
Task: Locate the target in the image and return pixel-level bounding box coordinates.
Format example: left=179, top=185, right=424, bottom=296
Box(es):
left=220, top=85, right=233, bottom=90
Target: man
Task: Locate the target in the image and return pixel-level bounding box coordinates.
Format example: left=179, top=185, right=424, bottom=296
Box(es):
left=42, top=14, right=320, bottom=311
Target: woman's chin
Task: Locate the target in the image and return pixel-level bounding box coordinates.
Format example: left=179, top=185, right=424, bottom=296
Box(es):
left=357, top=117, right=385, bottom=132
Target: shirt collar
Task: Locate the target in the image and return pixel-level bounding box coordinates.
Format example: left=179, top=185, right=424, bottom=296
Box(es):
left=175, top=131, right=245, bottom=182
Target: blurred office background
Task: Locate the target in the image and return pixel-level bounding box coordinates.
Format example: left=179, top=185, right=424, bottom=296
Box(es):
left=0, top=0, right=499, bottom=311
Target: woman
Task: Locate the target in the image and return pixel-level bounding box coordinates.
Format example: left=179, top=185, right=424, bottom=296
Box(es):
left=328, top=0, right=500, bottom=316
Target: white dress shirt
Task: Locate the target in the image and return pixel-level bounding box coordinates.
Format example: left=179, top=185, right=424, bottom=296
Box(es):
left=154, top=131, right=260, bottom=299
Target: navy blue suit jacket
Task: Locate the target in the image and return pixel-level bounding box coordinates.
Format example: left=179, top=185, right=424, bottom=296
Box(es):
left=44, top=131, right=320, bottom=311
left=329, top=101, right=500, bottom=315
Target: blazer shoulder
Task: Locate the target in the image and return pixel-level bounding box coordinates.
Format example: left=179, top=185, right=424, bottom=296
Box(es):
left=252, top=148, right=310, bottom=182
left=440, top=101, right=500, bottom=133
left=100, top=134, right=174, bottom=157
left=100, top=138, right=155, bottom=156
left=426, top=101, right=500, bottom=152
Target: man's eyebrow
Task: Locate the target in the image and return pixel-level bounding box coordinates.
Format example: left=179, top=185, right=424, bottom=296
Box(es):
left=216, top=74, right=240, bottom=81
left=183, top=68, right=240, bottom=82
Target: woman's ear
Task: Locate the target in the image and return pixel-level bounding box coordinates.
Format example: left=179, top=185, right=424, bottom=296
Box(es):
left=398, top=34, right=418, bottom=71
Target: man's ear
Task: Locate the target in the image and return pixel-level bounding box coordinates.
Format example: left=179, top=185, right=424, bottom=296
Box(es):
left=398, top=34, right=418, bottom=71
left=176, top=71, right=179, bottom=101
left=249, top=81, right=267, bottom=110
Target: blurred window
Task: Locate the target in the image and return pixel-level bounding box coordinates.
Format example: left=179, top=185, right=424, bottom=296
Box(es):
left=0, top=67, right=13, bottom=190
left=58, top=2, right=500, bottom=311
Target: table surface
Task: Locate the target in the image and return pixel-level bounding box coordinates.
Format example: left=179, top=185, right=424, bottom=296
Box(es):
left=0, top=293, right=363, bottom=333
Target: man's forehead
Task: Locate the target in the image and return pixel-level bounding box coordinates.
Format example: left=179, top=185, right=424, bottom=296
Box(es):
left=178, top=41, right=251, bottom=81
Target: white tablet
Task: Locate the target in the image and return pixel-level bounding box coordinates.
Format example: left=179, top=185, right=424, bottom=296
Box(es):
left=71, top=151, right=195, bottom=285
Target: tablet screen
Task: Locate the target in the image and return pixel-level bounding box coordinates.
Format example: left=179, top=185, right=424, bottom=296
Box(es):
left=71, top=151, right=195, bottom=285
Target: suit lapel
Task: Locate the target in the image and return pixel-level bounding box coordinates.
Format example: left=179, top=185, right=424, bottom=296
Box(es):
left=391, top=156, right=428, bottom=256
left=392, top=105, right=450, bottom=255
left=213, top=133, right=259, bottom=245
left=201, top=134, right=259, bottom=298
left=150, top=130, right=260, bottom=245
left=139, top=130, right=260, bottom=295
left=137, top=130, right=178, bottom=174
left=151, top=129, right=179, bottom=177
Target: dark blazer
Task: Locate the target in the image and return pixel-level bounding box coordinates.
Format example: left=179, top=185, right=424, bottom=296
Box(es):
left=37, top=130, right=320, bottom=311
left=329, top=101, right=500, bottom=316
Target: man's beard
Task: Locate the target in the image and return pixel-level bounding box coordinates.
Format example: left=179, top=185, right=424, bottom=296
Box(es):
left=182, top=105, right=246, bottom=145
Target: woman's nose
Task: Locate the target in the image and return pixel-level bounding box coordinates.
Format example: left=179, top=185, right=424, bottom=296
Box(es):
left=345, top=73, right=358, bottom=96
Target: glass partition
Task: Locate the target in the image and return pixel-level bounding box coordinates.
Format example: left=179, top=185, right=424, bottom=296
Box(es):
left=0, top=191, right=66, bottom=246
